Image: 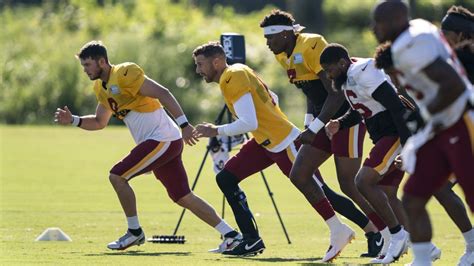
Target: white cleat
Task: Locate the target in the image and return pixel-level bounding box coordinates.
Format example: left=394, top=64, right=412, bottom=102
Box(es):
left=379, top=227, right=391, bottom=258
left=430, top=244, right=441, bottom=262
left=457, top=250, right=474, bottom=266
left=208, top=232, right=243, bottom=253
left=321, top=224, right=355, bottom=262
left=107, top=230, right=145, bottom=250
left=380, top=230, right=410, bottom=264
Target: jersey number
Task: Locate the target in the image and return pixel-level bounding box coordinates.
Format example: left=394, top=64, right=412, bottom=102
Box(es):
left=344, top=90, right=372, bottom=118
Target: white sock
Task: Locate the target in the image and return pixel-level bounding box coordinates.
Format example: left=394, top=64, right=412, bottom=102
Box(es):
left=380, top=227, right=391, bottom=242
left=463, top=228, right=474, bottom=250
left=392, top=227, right=407, bottom=240
left=412, top=242, right=433, bottom=266
left=326, top=215, right=343, bottom=231
left=215, top=220, right=234, bottom=236
left=127, top=216, right=140, bottom=230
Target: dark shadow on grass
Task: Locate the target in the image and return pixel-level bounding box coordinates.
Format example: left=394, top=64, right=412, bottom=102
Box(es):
left=84, top=250, right=191, bottom=257
left=227, top=256, right=322, bottom=263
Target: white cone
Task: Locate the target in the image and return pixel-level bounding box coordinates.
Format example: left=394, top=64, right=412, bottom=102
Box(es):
left=35, top=227, right=72, bottom=241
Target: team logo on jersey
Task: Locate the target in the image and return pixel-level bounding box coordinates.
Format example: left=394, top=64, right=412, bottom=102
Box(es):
left=110, top=85, right=120, bottom=95
left=294, top=53, right=303, bottom=64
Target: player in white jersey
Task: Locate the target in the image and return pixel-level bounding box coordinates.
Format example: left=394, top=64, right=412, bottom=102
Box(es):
left=373, top=1, right=474, bottom=266
left=320, top=43, right=412, bottom=264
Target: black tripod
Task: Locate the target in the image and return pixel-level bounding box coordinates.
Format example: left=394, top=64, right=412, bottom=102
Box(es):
left=172, top=105, right=292, bottom=244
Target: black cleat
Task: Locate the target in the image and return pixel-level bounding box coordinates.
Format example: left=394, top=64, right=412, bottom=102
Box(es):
left=222, top=237, right=265, bottom=256
left=360, top=231, right=383, bottom=258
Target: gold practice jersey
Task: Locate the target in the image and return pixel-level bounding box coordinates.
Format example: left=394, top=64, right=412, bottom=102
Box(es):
left=275, top=33, right=328, bottom=83
left=93, top=63, right=162, bottom=119
left=219, top=64, right=297, bottom=150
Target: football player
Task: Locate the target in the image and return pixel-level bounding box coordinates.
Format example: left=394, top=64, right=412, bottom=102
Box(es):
left=54, top=41, right=241, bottom=252
left=373, top=1, right=474, bottom=265
left=193, top=41, right=354, bottom=261
left=320, top=43, right=411, bottom=264
left=259, top=10, right=388, bottom=258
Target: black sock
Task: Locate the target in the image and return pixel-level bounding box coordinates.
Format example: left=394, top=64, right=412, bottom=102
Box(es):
left=128, top=227, right=142, bottom=236
left=389, top=224, right=402, bottom=234
left=217, top=170, right=259, bottom=239
left=224, top=231, right=239, bottom=238
left=322, top=184, right=370, bottom=229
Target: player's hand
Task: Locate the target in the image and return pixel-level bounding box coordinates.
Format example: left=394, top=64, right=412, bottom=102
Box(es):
left=394, top=155, right=403, bottom=170
left=325, top=120, right=340, bottom=140
left=54, top=106, right=73, bottom=125
left=181, top=124, right=199, bottom=146
left=297, top=129, right=316, bottom=145
left=194, top=122, right=218, bottom=138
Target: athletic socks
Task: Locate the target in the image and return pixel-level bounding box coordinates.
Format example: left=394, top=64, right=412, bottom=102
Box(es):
left=127, top=216, right=140, bottom=230
left=412, top=242, right=433, bottom=265
left=215, top=220, right=234, bottom=236
left=463, top=228, right=474, bottom=251
left=312, top=198, right=336, bottom=221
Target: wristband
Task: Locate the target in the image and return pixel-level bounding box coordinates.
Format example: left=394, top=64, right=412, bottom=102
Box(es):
left=176, top=115, right=188, bottom=128
left=71, top=115, right=82, bottom=127
left=179, top=122, right=189, bottom=129
left=307, top=118, right=325, bottom=134
left=304, top=113, right=314, bottom=127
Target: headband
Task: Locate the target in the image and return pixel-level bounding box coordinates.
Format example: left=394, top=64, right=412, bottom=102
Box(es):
left=441, top=13, right=474, bottom=33
left=263, top=24, right=305, bottom=35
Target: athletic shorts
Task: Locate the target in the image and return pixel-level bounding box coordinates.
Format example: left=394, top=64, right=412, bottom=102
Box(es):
left=224, top=138, right=324, bottom=186
left=404, top=111, right=474, bottom=212
left=110, top=139, right=191, bottom=202
left=311, top=123, right=366, bottom=158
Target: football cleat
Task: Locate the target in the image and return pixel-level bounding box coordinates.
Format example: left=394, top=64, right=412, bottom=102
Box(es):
left=208, top=231, right=243, bottom=253
left=430, top=244, right=441, bottom=262
left=360, top=231, right=384, bottom=257
left=222, top=237, right=265, bottom=256
left=322, top=223, right=355, bottom=262
left=457, top=249, right=474, bottom=266
left=380, top=230, right=410, bottom=264
left=107, top=230, right=145, bottom=250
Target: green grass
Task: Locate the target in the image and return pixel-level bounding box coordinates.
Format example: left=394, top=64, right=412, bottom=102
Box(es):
left=0, top=125, right=468, bottom=265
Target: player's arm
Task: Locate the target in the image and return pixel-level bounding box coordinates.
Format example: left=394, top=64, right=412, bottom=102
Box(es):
left=54, top=103, right=112, bottom=130
left=306, top=70, right=346, bottom=134
left=337, top=108, right=363, bottom=129
left=194, top=93, right=257, bottom=138
left=139, top=77, right=198, bottom=145
left=420, top=57, right=467, bottom=118
left=372, top=81, right=412, bottom=145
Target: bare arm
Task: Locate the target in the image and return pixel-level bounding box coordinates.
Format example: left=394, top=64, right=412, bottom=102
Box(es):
left=316, top=70, right=346, bottom=123
left=54, top=103, right=112, bottom=131
left=139, top=77, right=186, bottom=119
left=422, top=57, right=466, bottom=115
left=139, top=77, right=198, bottom=145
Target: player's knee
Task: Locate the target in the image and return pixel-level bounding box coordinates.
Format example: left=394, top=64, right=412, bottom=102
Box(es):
left=216, top=169, right=239, bottom=193
left=402, top=194, right=425, bottom=214
left=176, top=192, right=194, bottom=208
left=109, top=173, right=126, bottom=186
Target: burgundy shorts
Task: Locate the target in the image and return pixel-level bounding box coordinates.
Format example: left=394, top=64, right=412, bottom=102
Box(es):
left=311, top=123, right=366, bottom=158
left=224, top=138, right=324, bottom=186
left=110, top=139, right=191, bottom=202
left=403, top=112, right=474, bottom=212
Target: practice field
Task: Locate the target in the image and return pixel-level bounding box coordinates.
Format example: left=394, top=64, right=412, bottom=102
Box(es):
left=0, top=125, right=469, bottom=265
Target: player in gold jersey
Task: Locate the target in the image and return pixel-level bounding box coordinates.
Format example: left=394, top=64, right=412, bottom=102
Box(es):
left=260, top=10, right=388, bottom=258
left=54, top=41, right=242, bottom=252
left=193, top=42, right=355, bottom=260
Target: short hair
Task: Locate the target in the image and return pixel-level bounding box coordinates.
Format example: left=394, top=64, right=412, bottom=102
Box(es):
left=374, top=42, right=394, bottom=70
left=76, top=40, right=108, bottom=61
left=260, top=9, right=295, bottom=27
left=441, top=6, right=474, bottom=35
left=192, top=41, right=225, bottom=59
left=320, top=43, right=350, bottom=65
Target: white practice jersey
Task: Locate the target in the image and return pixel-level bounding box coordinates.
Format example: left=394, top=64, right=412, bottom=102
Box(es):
left=342, top=58, right=396, bottom=119
left=392, top=19, right=472, bottom=128
left=123, top=108, right=181, bottom=144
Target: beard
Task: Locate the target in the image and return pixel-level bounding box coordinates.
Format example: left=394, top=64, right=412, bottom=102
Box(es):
left=333, top=71, right=348, bottom=90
